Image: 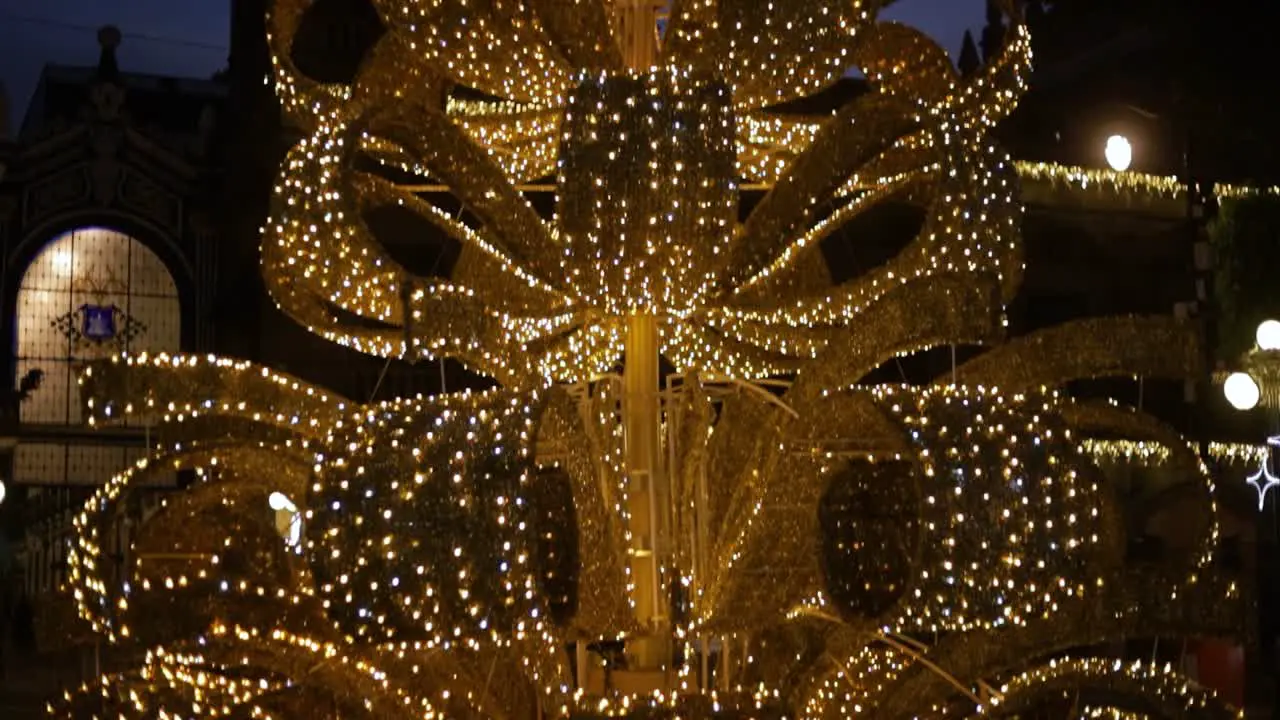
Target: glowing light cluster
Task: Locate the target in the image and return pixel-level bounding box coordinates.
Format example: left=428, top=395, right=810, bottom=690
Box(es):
left=986, top=657, right=1240, bottom=719
left=871, top=386, right=1105, bottom=632
left=1015, top=160, right=1280, bottom=202
left=45, top=0, right=1246, bottom=718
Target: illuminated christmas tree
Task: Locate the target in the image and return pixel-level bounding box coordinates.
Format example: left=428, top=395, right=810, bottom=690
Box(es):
left=53, top=0, right=1244, bottom=717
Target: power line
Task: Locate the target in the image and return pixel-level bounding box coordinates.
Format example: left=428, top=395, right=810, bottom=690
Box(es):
left=0, top=11, right=228, bottom=54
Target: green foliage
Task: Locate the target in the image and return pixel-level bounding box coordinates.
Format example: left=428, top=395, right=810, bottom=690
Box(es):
left=1211, top=194, right=1280, bottom=360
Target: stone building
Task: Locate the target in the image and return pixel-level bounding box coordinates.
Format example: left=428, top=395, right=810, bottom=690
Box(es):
left=0, top=27, right=225, bottom=714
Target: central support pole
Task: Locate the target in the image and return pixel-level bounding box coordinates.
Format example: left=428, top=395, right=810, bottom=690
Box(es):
left=612, top=0, right=670, bottom=689
left=613, top=0, right=663, bottom=70
left=624, top=313, right=668, bottom=674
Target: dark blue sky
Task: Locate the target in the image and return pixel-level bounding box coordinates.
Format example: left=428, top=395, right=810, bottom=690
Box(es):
left=0, top=0, right=984, bottom=131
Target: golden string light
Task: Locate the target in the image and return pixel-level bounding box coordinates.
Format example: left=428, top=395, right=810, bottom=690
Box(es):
left=47, top=0, right=1249, bottom=717
left=986, top=657, right=1240, bottom=719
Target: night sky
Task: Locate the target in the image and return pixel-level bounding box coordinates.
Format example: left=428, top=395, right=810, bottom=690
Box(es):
left=0, top=0, right=985, bottom=131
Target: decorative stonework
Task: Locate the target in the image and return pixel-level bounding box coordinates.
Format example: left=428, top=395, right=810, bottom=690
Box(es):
left=118, top=168, right=181, bottom=233
left=20, top=163, right=183, bottom=235
left=23, top=168, right=92, bottom=225
left=88, top=122, right=124, bottom=206
left=89, top=83, right=126, bottom=123
left=187, top=210, right=215, bottom=245
left=0, top=196, right=16, bottom=245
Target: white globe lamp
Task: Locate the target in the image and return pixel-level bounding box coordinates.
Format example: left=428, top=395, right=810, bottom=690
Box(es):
left=1105, top=135, right=1132, bottom=172
left=268, top=491, right=295, bottom=512
left=1225, top=371, right=1261, bottom=410
left=0, top=478, right=6, bottom=506
left=1257, top=319, right=1280, bottom=351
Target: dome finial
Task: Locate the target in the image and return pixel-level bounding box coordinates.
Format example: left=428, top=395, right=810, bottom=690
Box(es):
left=97, top=25, right=122, bottom=82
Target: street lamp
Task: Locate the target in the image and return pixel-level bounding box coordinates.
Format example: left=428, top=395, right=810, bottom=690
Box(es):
left=1257, top=319, right=1280, bottom=351
left=1225, top=372, right=1261, bottom=411
left=1221, top=319, right=1280, bottom=411
left=268, top=492, right=302, bottom=549
left=267, top=491, right=296, bottom=512
left=1218, top=319, right=1280, bottom=508
left=1105, top=134, right=1133, bottom=171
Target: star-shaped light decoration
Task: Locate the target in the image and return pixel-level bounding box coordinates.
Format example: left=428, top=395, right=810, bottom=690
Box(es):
left=1249, top=435, right=1280, bottom=511
left=1245, top=457, right=1279, bottom=511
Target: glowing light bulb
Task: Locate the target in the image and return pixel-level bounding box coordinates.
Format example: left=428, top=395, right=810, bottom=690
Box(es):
left=268, top=492, right=296, bottom=512
left=1224, top=372, right=1260, bottom=410
left=1104, top=135, right=1132, bottom=172
left=1257, top=319, right=1280, bottom=351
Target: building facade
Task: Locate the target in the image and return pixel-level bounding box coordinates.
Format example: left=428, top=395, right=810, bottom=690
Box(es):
left=0, top=28, right=225, bottom=712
